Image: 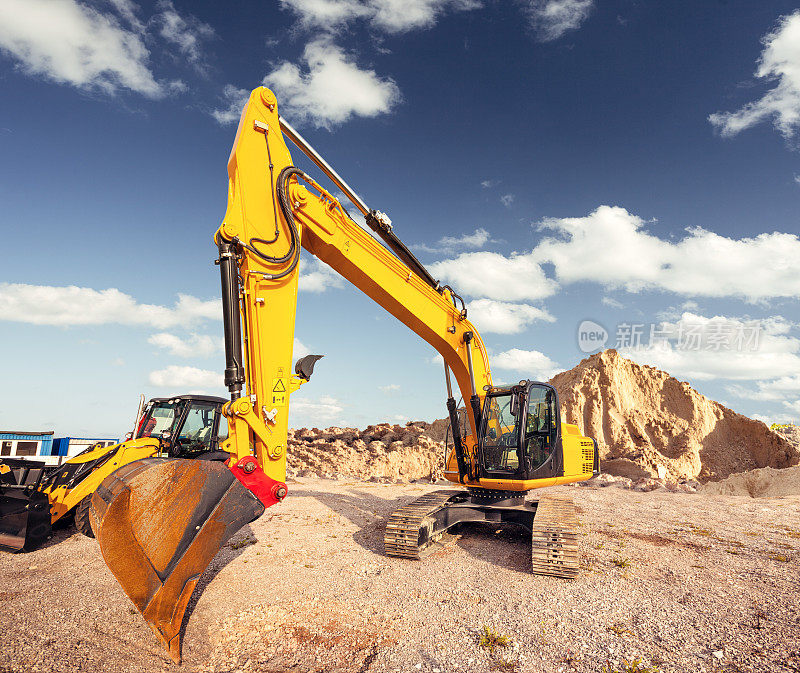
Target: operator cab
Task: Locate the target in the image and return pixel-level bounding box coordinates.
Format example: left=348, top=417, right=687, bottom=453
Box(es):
left=479, top=381, right=562, bottom=480
left=135, top=395, right=229, bottom=459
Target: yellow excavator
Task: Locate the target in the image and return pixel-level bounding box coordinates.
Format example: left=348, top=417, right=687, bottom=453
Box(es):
left=88, top=87, right=599, bottom=664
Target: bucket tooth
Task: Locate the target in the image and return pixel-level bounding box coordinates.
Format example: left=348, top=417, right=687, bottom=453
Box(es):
left=90, top=458, right=264, bottom=664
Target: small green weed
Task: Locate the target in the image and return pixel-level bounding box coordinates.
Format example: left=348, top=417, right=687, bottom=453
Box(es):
left=479, top=625, right=511, bottom=653
left=612, top=557, right=632, bottom=568
left=690, top=526, right=713, bottom=536
left=602, top=657, right=660, bottom=673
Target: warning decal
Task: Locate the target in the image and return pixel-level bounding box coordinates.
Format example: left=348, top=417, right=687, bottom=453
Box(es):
left=271, top=377, right=287, bottom=406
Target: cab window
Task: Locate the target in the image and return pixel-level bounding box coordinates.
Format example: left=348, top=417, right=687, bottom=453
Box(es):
left=137, top=402, right=178, bottom=438
left=481, top=393, right=520, bottom=472
left=524, top=386, right=557, bottom=469
left=174, top=403, right=218, bottom=456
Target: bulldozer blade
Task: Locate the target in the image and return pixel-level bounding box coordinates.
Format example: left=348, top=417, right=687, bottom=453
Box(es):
left=89, top=458, right=265, bottom=664
left=0, top=489, right=51, bottom=552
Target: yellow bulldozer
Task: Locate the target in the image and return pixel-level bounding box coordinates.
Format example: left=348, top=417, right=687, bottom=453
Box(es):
left=16, top=87, right=599, bottom=664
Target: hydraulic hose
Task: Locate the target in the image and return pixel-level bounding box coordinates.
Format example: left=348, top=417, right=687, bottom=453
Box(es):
left=233, top=165, right=304, bottom=281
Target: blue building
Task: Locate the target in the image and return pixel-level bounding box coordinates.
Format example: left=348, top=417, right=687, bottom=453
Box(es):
left=51, top=437, right=118, bottom=458
left=0, top=431, right=54, bottom=458
left=1, top=432, right=119, bottom=465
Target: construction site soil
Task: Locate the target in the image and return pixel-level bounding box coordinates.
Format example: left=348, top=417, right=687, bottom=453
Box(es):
left=4, top=349, right=799, bottom=672
left=3, top=479, right=800, bottom=673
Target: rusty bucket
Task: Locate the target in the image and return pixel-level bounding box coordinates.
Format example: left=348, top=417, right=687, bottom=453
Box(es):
left=90, top=458, right=264, bottom=663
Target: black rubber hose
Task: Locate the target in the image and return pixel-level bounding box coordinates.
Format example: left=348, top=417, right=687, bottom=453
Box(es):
left=235, top=165, right=304, bottom=280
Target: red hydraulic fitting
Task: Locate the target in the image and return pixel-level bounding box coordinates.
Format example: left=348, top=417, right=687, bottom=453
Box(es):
left=230, top=456, right=288, bottom=509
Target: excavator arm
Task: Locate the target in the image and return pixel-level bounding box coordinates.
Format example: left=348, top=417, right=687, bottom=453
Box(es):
left=215, top=87, right=492, bottom=490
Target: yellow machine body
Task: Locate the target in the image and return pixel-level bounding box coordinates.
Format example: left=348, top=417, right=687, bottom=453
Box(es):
left=43, top=438, right=160, bottom=523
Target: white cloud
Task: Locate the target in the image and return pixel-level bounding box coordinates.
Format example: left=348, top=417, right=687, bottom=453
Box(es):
left=154, top=0, right=214, bottom=65
left=0, top=0, right=163, bottom=96
left=148, top=365, right=222, bottom=389
left=729, top=375, right=800, bottom=402
left=500, top=193, right=515, bottom=208
left=467, top=298, right=554, bottom=334
left=601, top=296, right=624, bottom=309
left=263, top=38, right=400, bottom=128
left=491, top=348, right=561, bottom=380
left=440, top=228, right=490, bottom=249
left=370, top=0, right=481, bottom=33
left=429, top=206, right=800, bottom=307
left=0, top=283, right=219, bottom=328
left=781, top=399, right=800, bottom=416
left=379, top=383, right=400, bottom=392
left=429, top=251, right=558, bottom=301
left=533, top=205, right=800, bottom=301
left=709, top=11, right=800, bottom=139
left=520, top=0, right=594, bottom=42
left=413, top=228, right=492, bottom=253
left=289, top=394, right=345, bottom=425
left=107, top=0, right=144, bottom=31
left=294, top=337, right=311, bottom=359
left=298, top=256, right=345, bottom=292
left=280, top=0, right=481, bottom=34
left=794, top=174, right=800, bottom=185
left=620, top=313, right=800, bottom=382
left=211, top=84, right=250, bottom=125
left=148, top=332, right=221, bottom=358
left=481, top=179, right=500, bottom=188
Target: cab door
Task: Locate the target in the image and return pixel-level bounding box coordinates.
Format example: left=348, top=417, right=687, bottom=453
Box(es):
left=522, top=383, right=563, bottom=480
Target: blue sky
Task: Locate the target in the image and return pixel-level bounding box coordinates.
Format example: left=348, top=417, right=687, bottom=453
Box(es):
left=1, top=0, right=799, bottom=437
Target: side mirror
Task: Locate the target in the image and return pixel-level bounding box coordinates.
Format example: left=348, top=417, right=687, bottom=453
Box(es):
left=161, top=431, right=171, bottom=440
left=510, top=394, right=518, bottom=416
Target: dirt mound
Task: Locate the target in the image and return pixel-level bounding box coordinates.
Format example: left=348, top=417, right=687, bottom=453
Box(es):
left=701, top=465, right=800, bottom=498
left=287, top=422, right=445, bottom=482
left=773, top=424, right=800, bottom=452
left=549, top=349, right=799, bottom=482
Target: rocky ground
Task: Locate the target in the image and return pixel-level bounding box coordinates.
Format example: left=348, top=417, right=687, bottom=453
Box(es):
left=2, top=477, right=800, bottom=673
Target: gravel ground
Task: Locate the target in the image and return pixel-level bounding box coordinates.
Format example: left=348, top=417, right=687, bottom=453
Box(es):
left=2, top=479, right=799, bottom=673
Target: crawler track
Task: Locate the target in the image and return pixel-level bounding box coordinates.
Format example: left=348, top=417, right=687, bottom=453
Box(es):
left=384, top=490, right=462, bottom=559
left=530, top=495, right=579, bottom=578
left=384, top=490, right=581, bottom=578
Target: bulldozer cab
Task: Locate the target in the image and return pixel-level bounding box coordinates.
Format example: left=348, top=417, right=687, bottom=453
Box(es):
left=135, top=395, right=227, bottom=458
left=478, top=381, right=562, bottom=481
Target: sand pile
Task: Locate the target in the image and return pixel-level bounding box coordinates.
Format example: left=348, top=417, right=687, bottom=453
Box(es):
left=549, top=349, right=799, bottom=482
left=773, top=424, right=800, bottom=452
left=286, top=422, right=445, bottom=482
left=701, top=465, right=800, bottom=498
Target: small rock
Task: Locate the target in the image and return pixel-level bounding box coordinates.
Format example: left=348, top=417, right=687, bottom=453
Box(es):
left=713, top=650, right=724, bottom=659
